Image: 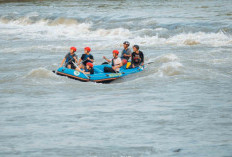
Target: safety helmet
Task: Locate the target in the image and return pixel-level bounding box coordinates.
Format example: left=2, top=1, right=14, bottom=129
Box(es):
left=123, top=41, right=130, bottom=46
left=84, top=47, right=91, bottom=52
left=86, top=62, right=93, bottom=68
left=112, top=50, right=119, bottom=55
left=70, top=47, right=77, bottom=52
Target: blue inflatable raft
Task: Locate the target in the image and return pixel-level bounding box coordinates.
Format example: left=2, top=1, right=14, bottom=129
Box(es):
left=53, top=64, right=144, bottom=83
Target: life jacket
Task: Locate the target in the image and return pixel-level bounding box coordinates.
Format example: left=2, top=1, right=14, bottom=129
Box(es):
left=112, top=58, right=120, bottom=66
left=66, top=53, right=75, bottom=63
left=85, top=67, right=90, bottom=72
left=85, top=67, right=94, bottom=74
left=83, top=54, right=91, bottom=61
left=84, top=54, right=89, bottom=60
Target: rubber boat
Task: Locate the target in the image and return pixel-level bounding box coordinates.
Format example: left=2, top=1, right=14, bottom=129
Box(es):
left=53, top=64, right=144, bottom=83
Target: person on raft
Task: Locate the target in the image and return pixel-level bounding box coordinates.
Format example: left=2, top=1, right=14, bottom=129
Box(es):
left=103, top=50, right=123, bottom=73
left=78, top=47, right=94, bottom=69
left=131, top=45, right=144, bottom=68
left=121, top=41, right=132, bottom=65
left=76, top=62, right=94, bottom=74
left=60, top=47, right=78, bottom=69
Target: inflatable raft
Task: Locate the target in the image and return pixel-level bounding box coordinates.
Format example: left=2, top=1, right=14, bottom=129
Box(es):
left=53, top=64, right=144, bottom=83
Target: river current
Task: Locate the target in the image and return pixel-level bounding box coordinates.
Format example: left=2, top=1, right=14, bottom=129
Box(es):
left=0, top=0, right=232, bottom=157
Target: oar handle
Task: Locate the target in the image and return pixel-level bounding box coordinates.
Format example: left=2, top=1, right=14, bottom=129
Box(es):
left=72, top=61, right=89, bottom=79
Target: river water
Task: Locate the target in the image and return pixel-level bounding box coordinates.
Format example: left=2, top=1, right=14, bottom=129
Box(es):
left=0, top=0, right=232, bottom=157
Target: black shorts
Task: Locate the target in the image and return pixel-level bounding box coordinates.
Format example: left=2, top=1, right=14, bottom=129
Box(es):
left=104, top=67, right=116, bottom=73
left=66, top=63, right=76, bottom=69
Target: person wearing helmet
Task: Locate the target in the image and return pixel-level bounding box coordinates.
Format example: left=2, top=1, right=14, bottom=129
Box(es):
left=60, top=47, right=78, bottom=69
left=131, top=45, right=144, bottom=68
left=78, top=47, right=94, bottom=69
left=121, top=41, right=132, bottom=63
left=76, top=62, right=94, bottom=74
left=103, top=50, right=123, bottom=73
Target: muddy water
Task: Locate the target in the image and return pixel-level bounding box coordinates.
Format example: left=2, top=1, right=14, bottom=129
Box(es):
left=0, top=0, right=232, bottom=156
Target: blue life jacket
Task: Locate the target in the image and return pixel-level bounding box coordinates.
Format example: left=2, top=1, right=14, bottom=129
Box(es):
left=66, top=53, right=75, bottom=63
left=83, top=54, right=90, bottom=61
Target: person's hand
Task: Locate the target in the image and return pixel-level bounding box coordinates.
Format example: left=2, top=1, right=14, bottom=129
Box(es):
left=112, top=66, right=116, bottom=70
left=141, top=63, right=144, bottom=66
left=132, top=64, right=135, bottom=68
left=87, top=57, right=90, bottom=60
left=103, top=56, right=106, bottom=59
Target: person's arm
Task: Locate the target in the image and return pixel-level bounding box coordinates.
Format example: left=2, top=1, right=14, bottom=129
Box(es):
left=87, top=57, right=94, bottom=63
left=87, top=58, right=94, bottom=63
left=103, top=56, right=111, bottom=63
left=112, top=62, right=123, bottom=70
left=75, top=66, right=85, bottom=73
left=112, top=59, right=123, bottom=70
left=123, top=49, right=132, bottom=57
left=131, top=53, right=135, bottom=68
left=78, top=58, right=82, bottom=65
left=141, top=52, right=144, bottom=66
left=123, top=54, right=131, bottom=57
left=60, top=58, right=66, bottom=67
left=84, top=68, right=94, bottom=75
left=74, top=56, right=78, bottom=63
left=87, top=55, right=94, bottom=63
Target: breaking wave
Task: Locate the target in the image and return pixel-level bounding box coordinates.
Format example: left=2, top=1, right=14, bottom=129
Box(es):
left=0, top=15, right=232, bottom=47
left=0, top=15, right=80, bottom=26
left=154, top=54, right=183, bottom=77
left=26, top=68, right=57, bottom=78
left=157, top=62, right=183, bottom=77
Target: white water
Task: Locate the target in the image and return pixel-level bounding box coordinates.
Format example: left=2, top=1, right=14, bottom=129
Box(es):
left=0, top=0, right=232, bottom=157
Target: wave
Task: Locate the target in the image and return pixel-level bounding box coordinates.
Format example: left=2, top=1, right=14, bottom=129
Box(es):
left=0, top=15, right=80, bottom=26
left=157, top=62, right=183, bottom=77
left=166, top=31, right=231, bottom=46
left=153, top=53, right=179, bottom=63
left=150, top=54, right=183, bottom=77
left=26, top=67, right=57, bottom=78
left=1, top=15, right=232, bottom=47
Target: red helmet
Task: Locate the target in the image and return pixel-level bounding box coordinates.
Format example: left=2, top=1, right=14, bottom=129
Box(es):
left=70, top=47, right=76, bottom=52
left=86, top=62, right=93, bottom=68
left=112, top=50, right=119, bottom=55
left=84, top=47, right=91, bottom=52
left=122, top=59, right=127, bottom=65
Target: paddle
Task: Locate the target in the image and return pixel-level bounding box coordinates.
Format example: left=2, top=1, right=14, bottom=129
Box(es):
left=72, top=61, right=89, bottom=78
left=145, top=61, right=154, bottom=65
left=101, top=61, right=109, bottom=65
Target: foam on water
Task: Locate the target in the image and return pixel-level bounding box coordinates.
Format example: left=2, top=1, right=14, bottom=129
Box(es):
left=166, top=31, right=232, bottom=46
left=1, top=15, right=232, bottom=47
left=157, top=62, right=183, bottom=77
left=154, top=53, right=179, bottom=63
left=26, top=67, right=57, bottom=79
left=1, top=1, right=232, bottom=156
